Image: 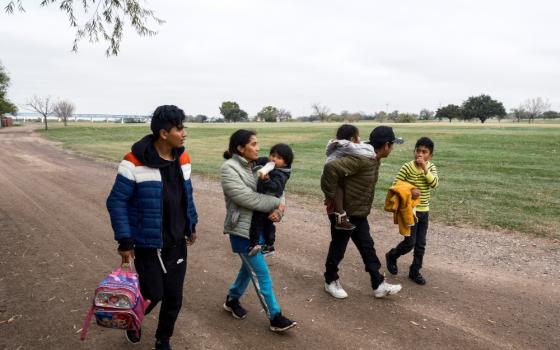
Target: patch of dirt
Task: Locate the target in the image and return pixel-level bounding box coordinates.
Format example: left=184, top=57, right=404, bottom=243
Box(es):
left=0, top=125, right=558, bottom=349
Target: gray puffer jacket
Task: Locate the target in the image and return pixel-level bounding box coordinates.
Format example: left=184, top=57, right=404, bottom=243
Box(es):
left=220, top=154, right=282, bottom=239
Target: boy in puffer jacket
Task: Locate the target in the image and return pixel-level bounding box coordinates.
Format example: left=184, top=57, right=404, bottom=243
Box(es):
left=106, top=105, right=198, bottom=350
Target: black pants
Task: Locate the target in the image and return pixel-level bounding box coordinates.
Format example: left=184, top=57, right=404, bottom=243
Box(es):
left=324, top=215, right=385, bottom=289
left=388, top=211, right=429, bottom=273
left=134, top=244, right=187, bottom=340
left=249, top=211, right=276, bottom=247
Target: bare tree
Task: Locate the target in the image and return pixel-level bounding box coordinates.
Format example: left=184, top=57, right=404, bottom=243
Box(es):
left=5, top=1, right=163, bottom=56
left=276, top=108, right=292, bottom=122
left=510, top=106, right=527, bottom=123
left=311, top=103, right=330, bottom=122
left=53, top=100, right=75, bottom=127
left=523, top=97, right=551, bottom=123
left=27, top=95, right=52, bottom=131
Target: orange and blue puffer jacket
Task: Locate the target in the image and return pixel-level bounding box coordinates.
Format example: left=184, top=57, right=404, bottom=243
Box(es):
left=106, top=135, right=198, bottom=248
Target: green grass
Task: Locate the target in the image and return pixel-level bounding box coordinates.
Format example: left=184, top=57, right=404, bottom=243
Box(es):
left=39, top=122, right=560, bottom=238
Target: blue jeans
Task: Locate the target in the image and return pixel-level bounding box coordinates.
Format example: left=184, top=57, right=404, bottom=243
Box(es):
left=228, top=252, right=281, bottom=320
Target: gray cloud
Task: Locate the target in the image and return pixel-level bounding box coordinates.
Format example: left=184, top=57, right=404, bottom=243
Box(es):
left=1, top=0, right=559, bottom=116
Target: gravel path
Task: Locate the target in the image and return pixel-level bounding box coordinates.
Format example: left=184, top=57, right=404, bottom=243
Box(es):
left=0, top=125, right=558, bottom=350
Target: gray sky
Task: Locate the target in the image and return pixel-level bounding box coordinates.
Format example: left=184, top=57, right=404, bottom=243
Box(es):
left=1, top=0, right=559, bottom=117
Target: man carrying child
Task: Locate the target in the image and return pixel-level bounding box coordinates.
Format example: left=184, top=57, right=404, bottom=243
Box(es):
left=321, top=125, right=403, bottom=299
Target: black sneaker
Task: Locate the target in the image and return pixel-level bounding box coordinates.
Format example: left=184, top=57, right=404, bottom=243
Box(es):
left=409, top=270, right=426, bottom=285
left=262, top=245, right=275, bottom=257
left=155, top=338, right=172, bottom=350
left=269, top=313, right=297, bottom=332
left=385, top=252, right=398, bottom=275
left=223, top=296, right=247, bottom=319
left=124, top=329, right=141, bottom=344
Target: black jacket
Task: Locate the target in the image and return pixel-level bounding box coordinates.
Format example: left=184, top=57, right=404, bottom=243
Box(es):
left=255, top=157, right=291, bottom=198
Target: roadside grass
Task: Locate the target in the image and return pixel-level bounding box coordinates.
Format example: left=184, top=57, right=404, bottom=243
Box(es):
left=40, top=122, right=560, bottom=238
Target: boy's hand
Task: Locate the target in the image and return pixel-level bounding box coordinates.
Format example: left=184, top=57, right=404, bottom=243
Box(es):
left=118, top=249, right=134, bottom=265
left=416, top=156, right=428, bottom=173
left=411, top=188, right=420, bottom=199
left=187, top=232, right=197, bottom=246
left=259, top=173, right=270, bottom=181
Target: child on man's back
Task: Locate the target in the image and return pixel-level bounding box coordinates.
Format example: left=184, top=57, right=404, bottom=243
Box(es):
left=324, top=124, right=376, bottom=230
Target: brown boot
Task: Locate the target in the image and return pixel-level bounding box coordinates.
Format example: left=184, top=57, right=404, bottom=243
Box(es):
left=335, top=212, right=356, bottom=230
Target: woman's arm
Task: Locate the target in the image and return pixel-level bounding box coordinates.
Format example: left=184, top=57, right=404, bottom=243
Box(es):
left=221, top=162, right=281, bottom=213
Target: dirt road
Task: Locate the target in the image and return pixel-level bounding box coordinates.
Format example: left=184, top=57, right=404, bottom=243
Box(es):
left=0, top=126, right=559, bottom=350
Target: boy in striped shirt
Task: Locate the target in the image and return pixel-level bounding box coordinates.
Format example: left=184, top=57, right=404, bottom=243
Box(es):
left=385, top=137, right=439, bottom=285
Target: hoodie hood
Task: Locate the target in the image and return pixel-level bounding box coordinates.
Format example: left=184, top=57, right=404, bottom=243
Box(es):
left=131, top=134, right=185, bottom=168
left=275, top=165, right=291, bottom=179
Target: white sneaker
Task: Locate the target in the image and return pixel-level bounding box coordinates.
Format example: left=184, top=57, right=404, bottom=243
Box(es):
left=373, top=281, right=402, bottom=298
left=324, top=280, right=348, bottom=299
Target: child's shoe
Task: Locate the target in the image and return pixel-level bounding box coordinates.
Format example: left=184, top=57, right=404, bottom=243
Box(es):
left=248, top=244, right=261, bottom=256
left=409, top=269, right=426, bottom=285
left=335, top=211, right=356, bottom=230
left=385, top=251, right=398, bottom=275
left=155, top=338, right=172, bottom=350
left=262, top=245, right=275, bottom=257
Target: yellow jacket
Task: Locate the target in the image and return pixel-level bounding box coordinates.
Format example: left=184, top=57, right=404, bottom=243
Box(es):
left=384, top=180, right=420, bottom=236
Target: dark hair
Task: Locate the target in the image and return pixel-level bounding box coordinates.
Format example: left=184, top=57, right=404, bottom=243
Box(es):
left=415, top=137, right=434, bottom=154
left=369, top=125, right=397, bottom=149
left=270, top=143, right=294, bottom=167
left=151, top=105, right=186, bottom=139
left=223, top=129, right=256, bottom=159
left=336, top=124, right=359, bottom=141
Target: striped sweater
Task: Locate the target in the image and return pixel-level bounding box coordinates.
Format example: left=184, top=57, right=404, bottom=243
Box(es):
left=394, top=160, right=439, bottom=212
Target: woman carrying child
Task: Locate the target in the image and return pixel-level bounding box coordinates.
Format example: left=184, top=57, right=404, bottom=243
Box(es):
left=219, top=129, right=297, bottom=332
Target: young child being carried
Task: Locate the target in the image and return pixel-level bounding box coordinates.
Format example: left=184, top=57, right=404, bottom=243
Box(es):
left=385, top=137, right=439, bottom=285
left=248, top=143, right=294, bottom=256
left=325, top=124, right=376, bottom=230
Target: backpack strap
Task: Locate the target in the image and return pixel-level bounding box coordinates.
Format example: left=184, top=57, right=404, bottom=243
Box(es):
left=80, top=305, right=95, bottom=341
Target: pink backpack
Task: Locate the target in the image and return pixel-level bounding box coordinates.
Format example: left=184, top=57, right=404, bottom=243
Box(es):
left=80, top=265, right=150, bottom=340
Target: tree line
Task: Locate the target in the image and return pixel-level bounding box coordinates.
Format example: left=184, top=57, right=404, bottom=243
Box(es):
left=216, top=95, right=558, bottom=124
left=434, top=95, right=554, bottom=124
left=3, top=61, right=558, bottom=127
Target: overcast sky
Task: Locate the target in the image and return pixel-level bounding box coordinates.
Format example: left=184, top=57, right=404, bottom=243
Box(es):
left=1, top=0, right=559, bottom=117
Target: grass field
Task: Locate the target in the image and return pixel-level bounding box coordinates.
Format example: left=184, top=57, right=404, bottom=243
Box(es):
left=39, top=122, right=560, bottom=238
